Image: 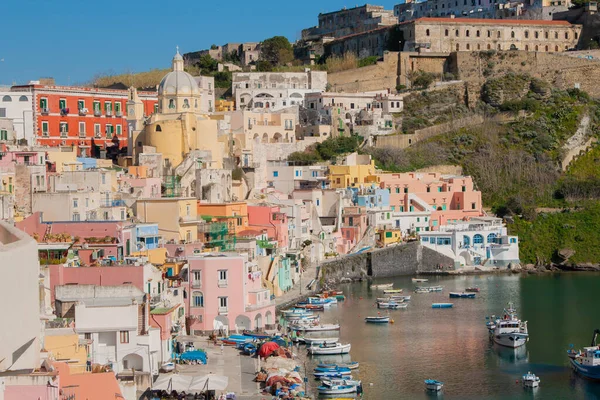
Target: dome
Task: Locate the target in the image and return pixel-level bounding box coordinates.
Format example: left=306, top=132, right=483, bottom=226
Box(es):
left=158, top=49, right=200, bottom=96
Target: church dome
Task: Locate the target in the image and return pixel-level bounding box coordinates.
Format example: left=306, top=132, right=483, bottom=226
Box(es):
left=158, top=49, right=200, bottom=96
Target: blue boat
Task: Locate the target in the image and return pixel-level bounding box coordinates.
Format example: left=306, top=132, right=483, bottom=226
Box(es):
left=365, top=316, right=390, bottom=323
left=568, top=329, right=600, bottom=380
left=318, top=361, right=360, bottom=370
left=425, top=379, right=444, bottom=391
left=432, top=303, right=453, bottom=308
left=242, top=330, right=271, bottom=339
left=449, top=292, right=476, bottom=299
left=242, top=343, right=257, bottom=356
left=314, top=366, right=352, bottom=373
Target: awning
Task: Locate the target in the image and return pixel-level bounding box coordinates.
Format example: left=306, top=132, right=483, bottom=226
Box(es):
left=152, top=374, right=228, bottom=392
left=189, top=375, right=228, bottom=391
left=152, top=374, right=191, bottom=392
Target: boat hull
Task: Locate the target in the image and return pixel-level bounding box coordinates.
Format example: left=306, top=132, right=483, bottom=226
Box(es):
left=317, top=385, right=357, bottom=394
left=570, top=358, right=600, bottom=380
left=432, top=303, right=453, bottom=308
left=365, top=317, right=390, bottom=323
left=493, top=333, right=528, bottom=348
left=309, top=344, right=352, bottom=355
left=292, top=324, right=340, bottom=332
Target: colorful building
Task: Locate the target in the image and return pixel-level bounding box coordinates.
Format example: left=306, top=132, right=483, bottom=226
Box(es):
left=341, top=206, right=369, bottom=246
left=351, top=184, right=390, bottom=209
left=215, top=99, right=235, bottom=112
left=197, top=202, right=249, bottom=234
left=135, top=197, right=200, bottom=243
left=248, top=204, right=289, bottom=249
left=376, top=228, right=402, bottom=247
left=329, top=153, right=379, bottom=189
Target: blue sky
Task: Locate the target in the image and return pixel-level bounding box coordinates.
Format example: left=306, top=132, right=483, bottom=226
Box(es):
left=0, top=0, right=395, bottom=86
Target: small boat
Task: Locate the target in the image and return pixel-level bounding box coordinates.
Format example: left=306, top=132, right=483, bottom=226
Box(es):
left=221, top=335, right=253, bottom=345
left=308, top=342, right=351, bottom=355
left=281, top=308, right=311, bottom=315
left=449, top=292, right=476, bottom=299
left=295, top=304, right=325, bottom=311
left=522, top=372, right=540, bottom=388
left=302, top=337, right=339, bottom=345
left=292, top=323, right=341, bottom=332
left=318, top=361, right=360, bottom=370
left=377, top=302, right=407, bottom=309
left=317, top=384, right=357, bottom=395
left=242, top=330, right=270, bottom=339
left=394, top=295, right=411, bottom=301
left=567, top=329, right=600, bottom=380
left=315, top=366, right=352, bottom=373
left=365, top=316, right=390, bottom=323
left=242, top=343, right=257, bottom=356
left=160, top=362, right=175, bottom=372
left=286, top=314, right=319, bottom=321
left=314, top=369, right=352, bottom=378
left=428, top=286, right=443, bottom=292
left=412, top=278, right=429, bottom=283
left=415, top=288, right=430, bottom=294
left=320, top=378, right=362, bottom=387
left=425, top=379, right=444, bottom=391
left=465, top=287, right=480, bottom=292
left=432, top=303, right=453, bottom=308
left=371, top=283, right=394, bottom=289
left=383, top=289, right=403, bottom=294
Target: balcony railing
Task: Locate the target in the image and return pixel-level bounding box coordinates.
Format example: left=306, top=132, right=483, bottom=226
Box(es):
left=245, top=300, right=276, bottom=312
left=106, top=110, right=113, bottom=117
left=218, top=280, right=228, bottom=288
left=191, top=281, right=202, bottom=289
left=115, top=111, right=123, bottom=117
left=79, top=132, right=86, bottom=138
left=41, top=108, right=49, bottom=115
left=94, top=110, right=101, bottom=117
left=218, top=306, right=228, bottom=315
left=79, top=108, right=88, bottom=116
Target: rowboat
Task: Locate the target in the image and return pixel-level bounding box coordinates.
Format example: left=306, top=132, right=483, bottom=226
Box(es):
left=314, top=369, right=352, bottom=377
left=308, top=342, right=351, bottom=355
left=315, top=366, right=352, bottom=373
left=320, top=378, right=362, bottom=387
left=415, top=288, right=429, bottom=294
left=302, top=337, right=339, bottom=345
left=291, top=324, right=341, bottom=332
left=412, top=278, right=428, bottom=283
left=432, top=303, right=453, bottom=308
left=395, top=295, right=411, bottom=301
left=377, top=302, right=407, bottom=309
left=376, top=297, right=404, bottom=303
left=317, top=383, right=357, bottom=395
left=221, top=335, right=253, bottom=345
left=425, top=379, right=444, bottom=391
left=371, top=283, right=394, bottom=289
left=365, top=316, right=390, bottom=323
left=286, top=314, right=319, bottom=321
left=428, top=286, right=443, bottom=292
left=383, top=289, right=403, bottom=294
left=281, top=309, right=312, bottom=316
left=449, top=292, right=476, bottom=299
left=318, top=361, right=359, bottom=370
left=465, top=287, right=480, bottom=292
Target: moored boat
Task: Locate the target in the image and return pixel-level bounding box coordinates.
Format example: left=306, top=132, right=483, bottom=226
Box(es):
left=302, top=337, right=339, bottom=345
left=295, top=304, right=325, bottom=311
left=568, top=329, right=600, bottom=380
left=465, top=287, right=480, bottom=292
left=292, top=323, right=341, bottom=332
left=432, top=303, right=453, bottom=308
left=320, top=378, right=362, bottom=387
left=308, top=342, right=351, bottom=355
left=489, top=303, right=528, bottom=348
left=522, top=372, right=540, bottom=388
left=449, top=292, right=476, bottom=299
left=317, top=383, right=357, bottom=395
left=412, top=278, right=429, bottom=283
left=383, top=288, right=403, bottom=294
left=242, top=330, right=270, bottom=339
left=428, top=286, right=443, bottom=292
left=318, top=361, right=360, bottom=370
left=371, top=283, right=394, bottom=289
left=425, top=379, right=444, bottom=391
left=365, top=316, right=390, bottom=323
left=377, top=301, right=407, bottom=309
left=415, top=288, right=430, bottom=294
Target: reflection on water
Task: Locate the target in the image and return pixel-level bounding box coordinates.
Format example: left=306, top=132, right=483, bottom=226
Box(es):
left=293, top=273, right=600, bottom=399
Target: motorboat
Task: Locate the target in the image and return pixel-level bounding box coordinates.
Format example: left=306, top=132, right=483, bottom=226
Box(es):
left=160, top=362, right=175, bottom=373
left=317, top=383, right=357, bottom=395
left=308, top=342, right=351, bottom=355
left=371, top=283, right=394, bottom=289
left=522, top=372, right=540, bottom=388
left=291, top=323, right=341, bottom=332
left=489, top=303, right=528, bottom=348
left=365, top=316, right=390, bottom=323
left=395, top=295, right=411, bottom=301
left=449, top=292, right=476, bottom=299
left=568, top=329, right=600, bottom=380
left=465, top=287, right=480, bottom=292
left=377, top=302, right=407, bottom=309
left=302, top=337, right=339, bottom=345
left=412, top=278, right=429, bottom=283
left=320, top=378, right=362, bottom=388
left=415, top=288, right=430, bottom=294
left=318, top=361, right=360, bottom=370
left=383, top=288, right=403, bottom=294
left=432, top=303, right=453, bottom=308
left=314, top=369, right=352, bottom=378
left=281, top=308, right=311, bottom=315
left=425, top=379, right=444, bottom=391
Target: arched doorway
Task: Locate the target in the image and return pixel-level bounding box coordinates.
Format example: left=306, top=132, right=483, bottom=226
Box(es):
left=261, top=133, right=268, bottom=143
left=214, top=315, right=229, bottom=335
left=122, top=353, right=144, bottom=371
left=272, top=132, right=283, bottom=143
left=254, top=313, right=263, bottom=330
left=265, top=311, right=273, bottom=327
left=235, top=315, right=252, bottom=331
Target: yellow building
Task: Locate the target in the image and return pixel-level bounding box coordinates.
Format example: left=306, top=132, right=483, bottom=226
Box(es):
left=329, top=153, right=379, bottom=189
left=45, top=330, right=89, bottom=374
left=135, top=197, right=200, bottom=243
left=377, top=229, right=402, bottom=247
left=132, top=50, right=224, bottom=169
left=215, top=99, right=235, bottom=112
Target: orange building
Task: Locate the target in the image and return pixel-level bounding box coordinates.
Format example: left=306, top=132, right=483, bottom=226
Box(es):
left=197, top=201, right=249, bottom=234
left=11, top=84, right=157, bottom=154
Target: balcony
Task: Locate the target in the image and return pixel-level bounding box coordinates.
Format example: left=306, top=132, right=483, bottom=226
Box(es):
left=94, top=110, right=102, bottom=117
left=191, top=281, right=202, bottom=289
left=60, top=132, right=68, bottom=138
left=116, top=111, right=123, bottom=117
left=41, top=108, right=49, bottom=115
left=79, top=108, right=88, bottom=116
left=245, top=300, right=276, bottom=312
left=60, top=108, right=69, bottom=116
left=218, top=280, right=228, bottom=288
left=106, top=111, right=113, bottom=117
left=218, top=306, right=228, bottom=315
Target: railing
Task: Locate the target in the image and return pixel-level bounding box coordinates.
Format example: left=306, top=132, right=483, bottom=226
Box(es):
left=79, top=132, right=86, bottom=138
left=79, top=108, right=87, bottom=116
left=218, top=306, right=228, bottom=315
left=245, top=300, right=276, bottom=312
left=115, top=111, right=123, bottom=117
left=94, top=110, right=101, bottom=117
left=218, top=280, right=228, bottom=288
left=191, top=281, right=202, bottom=289
left=41, top=108, right=49, bottom=115
left=106, top=110, right=113, bottom=117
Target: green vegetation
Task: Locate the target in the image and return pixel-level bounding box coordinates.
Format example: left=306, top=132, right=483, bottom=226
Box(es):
left=358, top=56, right=378, bottom=68
left=288, top=136, right=361, bottom=163
left=91, top=68, right=169, bottom=89
left=190, top=54, right=232, bottom=88
left=257, top=36, right=294, bottom=71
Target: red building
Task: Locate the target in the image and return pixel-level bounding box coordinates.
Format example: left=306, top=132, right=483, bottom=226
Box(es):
left=11, top=84, right=157, bottom=154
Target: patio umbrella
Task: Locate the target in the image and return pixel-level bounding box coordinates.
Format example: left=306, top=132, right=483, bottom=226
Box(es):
left=152, top=374, right=191, bottom=391
left=189, top=374, right=229, bottom=391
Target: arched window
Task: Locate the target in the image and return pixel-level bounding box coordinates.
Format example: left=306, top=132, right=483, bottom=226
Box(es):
left=183, top=99, right=190, bottom=109
left=511, top=31, right=515, bottom=39
left=525, top=31, right=529, bottom=38
left=497, top=31, right=501, bottom=38
left=555, top=45, right=559, bottom=51
left=473, top=234, right=484, bottom=244
left=456, top=43, right=460, bottom=51
left=477, top=44, right=481, bottom=50
left=487, top=44, right=491, bottom=50
left=463, top=235, right=471, bottom=246
left=545, top=45, right=548, bottom=52
left=456, top=29, right=459, bottom=37
left=466, top=43, right=470, bottom=50
left=192, top=291, right=204, bottom=307
left=565, top=32, right=569, bottom=39
left=466, top=30, right=470, bottom=37
left=487, top=30, right=491, bottom=38
left=487, top=233, right=497, bottom=244
left=2, top=95, right=12, bottom=102
left=476, top=30, right=480, bottom=37
left=426, top=29, right=430, bottom=36
left=19, top=95, right=28, bottom=102
left=575, top=32, right=578, bottom=39
left=535, top=45, right=539, bottom=51
left=168, top=99, right=175, bottom=109
left=525, top=45, right=529, bottom=51
left=156, top=125, right=162, bottom=132
left=445, top=29, right=449, bottom=36
left=545, top=32, right=549, bottom=39
left=555, top=32, right=558, bottom=39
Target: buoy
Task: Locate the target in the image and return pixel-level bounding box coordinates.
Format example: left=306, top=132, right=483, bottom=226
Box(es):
left=516, top=380, right=519, bottom=384
left=390, top=319, right=395, bottom=324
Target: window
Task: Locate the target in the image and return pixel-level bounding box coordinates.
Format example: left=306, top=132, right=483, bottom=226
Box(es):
left=497, top=31, right=501, bottom=38
left=168, top=99, right=175, bottom=109
left=219, top=297, right=228, bottom=309
left=510, top=238, right=517, bottom=244
left=183, top=99, right=190, bottom=109
left=19, top=95, right=28, bottom=102
left=104, top=101, right=112, bottom=114
left=487, top=233, right=497, bottom=243
left=273, top=171, right=279, bottom=177
left=295, top=170, right=302, bottom=177
left=115, top=102, right=121, bottom=114
left=105, top=124, right=113, bottom=138
left=78, top=100, right=85, bottom=110
left=487, top=30, right=491, bottom=38
left=565, top=32, right=569, bottom=39
left=0, top=130, right=7, bottom=141
left=442, top=204, right=447, bottom=211
left=193, top=291, right=204, bottom=307
left=463, top=235, right=470, bottom=246
left=219, top=269, right=227, bottom=281
left=455, top=29, right=459, bottom=37
left=426, top=29, right=430, bottom=36
left=385, top=231, right=393, bottom=238
left=0, top=108, right=5, bottom=118
left=417, top=217, right=420, bottom=222
left=476, top=30, right=480, bottom=37
left=93, top=101, right=101, bottom=114
left=116, top=125, right=122, bottom=136
left=422, top=237, right=429, bottom=242
left=60, top=122, right=68, bottom=136
left=471, top=202, right=476, bottom=210
left=445, top=29, right=449, bottom=36
left=119, top=331, right=129, bottom=344
left=2, top=95, right=12, bottom=102
left=404, top=187, right=408, bottom=193
left=42, top=121, right=49, bottom=135
left=535, top=31, right=539, bottom=39
left=101, top=174, right=106, bottom=184
left=511, top=31, right=515, bottom=39
left=525, top=31, right=529, bottom=39
left=94, top=124, right=101, bottom=137
left=466, top=30, right=470, bottom=37
left=153, top=104, right=158, bottom=113
left=473, top=234, right=484, bottom=244
left=72, top=213, right=80, bottom=221
left=79, top=122, right=86, bottom=136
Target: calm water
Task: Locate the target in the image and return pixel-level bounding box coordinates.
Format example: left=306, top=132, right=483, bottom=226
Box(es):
left=296, top=273, right=600, bottom=400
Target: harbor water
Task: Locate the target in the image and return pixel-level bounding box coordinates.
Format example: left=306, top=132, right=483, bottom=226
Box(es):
left=297, top=273, right=600, bottom=399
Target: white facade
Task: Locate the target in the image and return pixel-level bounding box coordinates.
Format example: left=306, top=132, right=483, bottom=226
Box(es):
left=266, top=161, right=328, bottom=194
left=194, top=76, right=216, bottom=113
left=419, top=217, right=520, bottom=267
left=0, top=88, right=35, bottom=144
left=0, top=223, right=41, bottom=372
left=233, top=71, right=327, bottom=112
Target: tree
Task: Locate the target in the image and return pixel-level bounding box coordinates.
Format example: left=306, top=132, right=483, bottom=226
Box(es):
left=210, top=44, right=219, bottom=50
left=196, top=54, right=218, bottom=74
left=260, top=36, right=294, bottom=67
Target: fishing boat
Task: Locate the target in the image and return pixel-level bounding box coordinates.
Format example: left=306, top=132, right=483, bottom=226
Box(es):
left=365, top=316, right=390, bottom=323
left=395, top=295, right=411, bottom=301
left=567, top=329, right=600, bottom=380
left=242, top=330, right=270, bottom=339
left=432, top=303, right=453, bottom=308
left=315, top=366, right=352, bottom=373
left=415, top=288, right=430, bottom=294
left=425, top=379, right=444, bottom=391
left=377, top=302, right=407, bottom=309
left=428, top=286, right=443, bottom=292
left=489, top=303, right=528, bottom=348
left=465, top=287, right=480, bottom=292
left=281, top=309, right=313, bottom=317
left=318, top=361, right=360, bottom=370
left=302, top=337, right=339, bottom=345
left=412, top=278, right=429, bottom=283
left=449, top=292, right=476, bottom=299
left=221, top=335, right=253, bottom=346
left=522, top=372, right=540, bottom=388
left=308, top=342, right=351, bottom=355
left=317, top=383, right=357, bottom=395
left=295, top=304, right=325, bottom=311
left=371, top=283, right=394, bottom=289
left=320, top=378, right=362, bottom=387
left=292, top=323, right=341, bottom=332
left=314, top=368, right=353, bottom=377
left=241, top=343, right=257, bottom=356
left=383, top=288, right=403, bottom=294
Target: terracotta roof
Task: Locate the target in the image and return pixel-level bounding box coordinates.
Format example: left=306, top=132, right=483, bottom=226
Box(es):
left=415, top=17, right=573, bottom=26
left=54, top=362, right=123, bottom=400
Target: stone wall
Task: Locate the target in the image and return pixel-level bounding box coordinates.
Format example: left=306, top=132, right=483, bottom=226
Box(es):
left=328, top=52, right=400, bottom=93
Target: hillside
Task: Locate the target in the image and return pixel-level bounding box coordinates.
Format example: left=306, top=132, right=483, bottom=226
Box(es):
left=365, top=73, right=600, bottom=265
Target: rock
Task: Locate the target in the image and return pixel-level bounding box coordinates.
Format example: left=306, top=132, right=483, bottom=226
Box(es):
left=557, top=248, right=576, bottom=263
left=508, top=263, right=522, bottom=273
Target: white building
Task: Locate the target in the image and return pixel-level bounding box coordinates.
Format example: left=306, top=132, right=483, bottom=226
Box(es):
left=266, top=161, right=328, bottom=194
left=419, top=217, right=519, bottom=268
left=232, top=70, right=327, bottom=112
left=0, top=88, right=35, bottom=144
left=0, top=222, right=41, bottom=372
left=55, top=284, right=161, bottom=375
left=193, top=76, right=216, bottom=113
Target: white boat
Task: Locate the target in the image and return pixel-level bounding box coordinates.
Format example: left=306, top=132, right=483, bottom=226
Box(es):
left=286, top=314, right=319, bottom=322
left=292, top=323, right=341, bottom=332
left=371, top=283, right=394, bottom=289
left=428, top=286, right=443, bottom=292
left=383, top=288, right=403, bottom=294
left=425, top=379, right=443, bottom=391
left=302, top=337, right=339, bottom=345
left=377, top=302, right=407, bottom=309
left=317, top=384, right=357, bottom=395
left=490, top=303, right=528, bottom=348
left=522, top=372, right=540, bottom=388
left=308, top=342, right=351, bottom=355
left=415, top=288, right=430, bottom=294
left=412, top=278, right=429, bottom=283
left=321, top=378, right=362, bottom=388
left=281, top=308, right=312, bottom=316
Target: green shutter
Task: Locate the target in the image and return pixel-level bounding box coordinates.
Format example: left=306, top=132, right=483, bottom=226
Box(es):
left=59, top=99, right=66, bottom=109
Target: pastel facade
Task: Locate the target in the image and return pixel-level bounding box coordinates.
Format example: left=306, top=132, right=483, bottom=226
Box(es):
left=0, top=88, right=34, bottom=144
left=135, top=197, right=200, bottom=243
left=329, top=153, right=379, bottom=189
left=267, top=161, right=329, bottom=194
left=197, top=202, right=249, bottom=235
left=186, top=255, right=275, bottom=334
left=351, top=184, right=390, bottom=209
left=248, top=204, right=289, bottom=249
left=341, top=206, right=369, bottom=246
left=419, top=217, right=519, bottom=267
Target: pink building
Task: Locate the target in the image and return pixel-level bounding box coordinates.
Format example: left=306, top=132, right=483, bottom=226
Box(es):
left=248, top=204, right=289, bottom=249
left=186, top=254, right=274, bottom=335
left=379, top=172, right=483, bottom=230
left=341, top=206, right=369, bottom=247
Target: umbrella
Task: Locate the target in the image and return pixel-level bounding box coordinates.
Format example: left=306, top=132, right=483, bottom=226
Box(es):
left=189, top=374, right=229, bottom=391
left=152, top=374, right=192, bottom=391
left=258, top=341, right=280, bottom=358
